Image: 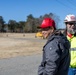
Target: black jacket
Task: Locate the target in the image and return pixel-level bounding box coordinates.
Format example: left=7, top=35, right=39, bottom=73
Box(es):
left=38, top=31, right=70, bottom=75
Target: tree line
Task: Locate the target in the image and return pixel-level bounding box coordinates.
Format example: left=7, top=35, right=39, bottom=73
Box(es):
left=0, top=13, right=60, bottom=33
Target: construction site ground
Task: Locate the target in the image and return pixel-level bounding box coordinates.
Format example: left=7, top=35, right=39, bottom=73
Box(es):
left=0, top=33, right=46, bottom=59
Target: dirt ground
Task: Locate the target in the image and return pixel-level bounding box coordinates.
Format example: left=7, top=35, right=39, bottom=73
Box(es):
left=0, top=33, right=46, bottom=59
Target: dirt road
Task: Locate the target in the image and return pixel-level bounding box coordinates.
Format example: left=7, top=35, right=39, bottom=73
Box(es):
left=0, top=54, right=42, bottom=75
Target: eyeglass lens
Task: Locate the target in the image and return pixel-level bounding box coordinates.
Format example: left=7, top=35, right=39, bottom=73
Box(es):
left=67, top=22, right=76, bottom=26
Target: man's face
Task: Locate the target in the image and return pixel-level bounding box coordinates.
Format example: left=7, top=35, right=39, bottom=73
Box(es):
left=41, top=27, right=54, bottom=39
left=66, top=22, right=76, bottom=34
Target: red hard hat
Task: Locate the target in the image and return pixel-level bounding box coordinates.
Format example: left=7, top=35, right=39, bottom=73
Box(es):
left=40, top=18, right=56, bottom=29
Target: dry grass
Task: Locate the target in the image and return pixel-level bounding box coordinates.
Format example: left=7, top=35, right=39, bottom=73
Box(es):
left=0, top=33, right=46, bottom=59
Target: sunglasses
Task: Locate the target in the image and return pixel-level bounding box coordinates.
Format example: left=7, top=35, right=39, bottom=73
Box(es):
left=41, top=27, right=51, bottom=31
left=66, top=22, right=76, bottom=26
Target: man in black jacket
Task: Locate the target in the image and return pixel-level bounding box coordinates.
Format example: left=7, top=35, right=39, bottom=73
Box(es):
left=38, top=18, right=70, bottom=75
